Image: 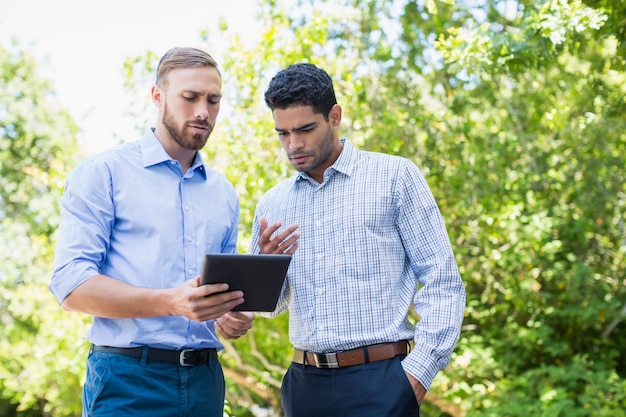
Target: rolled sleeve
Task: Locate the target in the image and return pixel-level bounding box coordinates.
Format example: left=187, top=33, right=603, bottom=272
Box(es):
left=50, top=160, right=113, bottom=304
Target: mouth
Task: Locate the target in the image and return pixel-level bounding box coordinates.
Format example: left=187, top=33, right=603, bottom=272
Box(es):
left=289, top=154, right=311, bottom=165
left=188, top=123, right=211, bottom=135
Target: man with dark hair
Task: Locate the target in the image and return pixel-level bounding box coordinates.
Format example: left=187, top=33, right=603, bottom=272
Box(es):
left=251, top=62, right=466, bottom=416
left=49, top=47, right=276, bottom=417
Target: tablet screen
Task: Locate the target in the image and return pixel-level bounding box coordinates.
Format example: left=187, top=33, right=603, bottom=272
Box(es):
left=200, top=253, right=292, bottom=312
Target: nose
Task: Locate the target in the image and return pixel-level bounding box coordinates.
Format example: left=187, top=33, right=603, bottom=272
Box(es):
left=195, top=103, right=209, bottom=120
left=288, top=134, right=304, bottom=151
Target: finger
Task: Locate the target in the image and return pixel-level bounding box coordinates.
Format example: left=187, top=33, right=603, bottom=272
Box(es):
left=216, top=326, right=242, bottom=339
left=203, top=289, right=243, bottom=303
left=281, top=240, right=299, bottom=255
left=274, top=224, right=299, bottom=242
left=259, top=217, right=268, bottom=233
left=199, top=283, right=230, bottom=297
left=229, top=311, right=255, bottom=324
left=277, top=232, right=300, bottom=252
left=260, top=221, right=283, bottom=242
left=196, top=297, right=244, bottom=322
left=183, top=278, right=200, bottom=288
left=226, top=312, right=254, bottom=331
left=215, top=318, right=237, bottom=338
left=215, top=315, right=248, bottom=339
left=261, top=224, right=299, bottom=254
left=215, top=316, right=231, bottom=334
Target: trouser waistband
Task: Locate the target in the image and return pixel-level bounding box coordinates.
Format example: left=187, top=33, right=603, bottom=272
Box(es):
left=90, top=344, right=218, bottom=366
left=292, top=341, right=410, bottom=368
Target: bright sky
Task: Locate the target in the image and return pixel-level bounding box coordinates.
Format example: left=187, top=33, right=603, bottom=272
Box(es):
left=0, top=0, right=258, bottom=154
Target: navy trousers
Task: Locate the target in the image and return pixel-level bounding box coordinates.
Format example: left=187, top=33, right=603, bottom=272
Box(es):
left=281, top=355, right=420, bottom=417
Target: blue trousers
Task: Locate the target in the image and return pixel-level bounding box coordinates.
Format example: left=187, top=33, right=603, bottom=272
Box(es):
left=83, top=348, right=225, bottom=417
left=281, top=355, right=420, bottom=417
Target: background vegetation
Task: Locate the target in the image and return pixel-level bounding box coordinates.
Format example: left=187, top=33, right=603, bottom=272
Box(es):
left=1, top=0, right=624, bottom=416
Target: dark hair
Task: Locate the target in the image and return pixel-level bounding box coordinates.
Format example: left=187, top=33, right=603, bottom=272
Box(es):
left=155, top=47, right=220, bottom=88
left=264, top=63, right=337, bottom=121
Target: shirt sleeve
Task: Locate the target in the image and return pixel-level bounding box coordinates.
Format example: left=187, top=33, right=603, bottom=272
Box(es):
left=49, top=160, right=114, bottom=304
left=396, top=160, right=466, bottom=389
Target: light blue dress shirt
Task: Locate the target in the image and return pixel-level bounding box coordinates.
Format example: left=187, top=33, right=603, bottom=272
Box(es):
left=50, top=130, right=239, bottom=350
left=250, top=139, right=466, bottom=389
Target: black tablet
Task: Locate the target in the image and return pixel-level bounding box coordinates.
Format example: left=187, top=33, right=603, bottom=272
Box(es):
left=200, top=253, right=292, bottom=312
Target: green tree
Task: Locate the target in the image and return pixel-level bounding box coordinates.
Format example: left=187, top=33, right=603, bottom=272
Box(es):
left=0, top=43, right=86, bottom=416
left=3, top=0, right=625, bottom=415
left=292, top=0, right=625, bottom=415
left=210, top=0, right=626, bottom=415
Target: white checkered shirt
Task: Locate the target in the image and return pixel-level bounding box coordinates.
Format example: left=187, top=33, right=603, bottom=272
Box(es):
left=250, top=139, right=466, bottom=389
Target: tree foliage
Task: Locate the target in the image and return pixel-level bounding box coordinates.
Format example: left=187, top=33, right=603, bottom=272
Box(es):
left=1, top=0, right=624, bottom=415
left=0, top=43, right=86, bottom=416
left=210, top=0, right=626, bottom=415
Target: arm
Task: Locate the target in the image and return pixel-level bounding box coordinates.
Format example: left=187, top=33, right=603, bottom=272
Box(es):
left=397, top=161, right=466, bottom=392
left=61, top=274, right=244, bottom=322
left=51, top=158, right=245, bottom=322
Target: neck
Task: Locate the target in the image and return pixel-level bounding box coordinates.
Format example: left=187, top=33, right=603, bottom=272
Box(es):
left=153, top=127, right=196, bottom=172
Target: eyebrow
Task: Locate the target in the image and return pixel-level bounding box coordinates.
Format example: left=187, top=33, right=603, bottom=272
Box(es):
left=275, top=121, right=318, bottom=133
left=181, top=89, right=222, bottom=99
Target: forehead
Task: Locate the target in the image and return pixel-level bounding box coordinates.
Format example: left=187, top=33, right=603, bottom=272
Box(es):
left=165, top=66, right=222, bottom=93
left=272, top=105, right=323, bottom=129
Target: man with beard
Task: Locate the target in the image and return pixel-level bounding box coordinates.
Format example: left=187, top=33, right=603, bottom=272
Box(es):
left=50, top=47, right=294, bottom=417
left=250, top=63, right=466, bottom=416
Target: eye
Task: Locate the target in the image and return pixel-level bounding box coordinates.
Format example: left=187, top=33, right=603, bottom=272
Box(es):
left=207, top=95, right=221, bottom=105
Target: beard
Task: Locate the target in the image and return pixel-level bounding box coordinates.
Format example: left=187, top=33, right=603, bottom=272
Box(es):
left=290, top=125, right=336, bottom=173
left=162, top=102, right=214, bottom=151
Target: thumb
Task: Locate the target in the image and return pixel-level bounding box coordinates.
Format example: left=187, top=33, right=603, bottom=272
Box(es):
left=183, top=277, right=200, bottom=288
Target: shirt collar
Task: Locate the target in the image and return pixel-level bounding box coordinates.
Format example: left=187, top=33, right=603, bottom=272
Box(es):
left=140, top=129, right=207, bottom=180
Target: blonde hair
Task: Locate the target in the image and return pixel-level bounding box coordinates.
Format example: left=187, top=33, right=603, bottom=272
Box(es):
left=155, top=47, right=220, bottom=87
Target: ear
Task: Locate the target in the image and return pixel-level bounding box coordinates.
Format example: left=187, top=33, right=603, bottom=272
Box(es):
left=328, top=104, right=342, bottom=128
left=151, top=85, right=163, bottom=107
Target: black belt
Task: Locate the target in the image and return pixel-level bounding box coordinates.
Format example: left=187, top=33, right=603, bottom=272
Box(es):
left=293, top=341, right=410, bottom=369
left=90, top=344, right=218, bottom=366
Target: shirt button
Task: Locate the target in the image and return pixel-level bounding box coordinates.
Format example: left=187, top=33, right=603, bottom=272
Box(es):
left=191, top=335, right=197, bottom=341
left=184, top=205, right=190, bottom=211
left=315, top=220, right=321, bottom=227
left=186, top=236, right=193, bottom=242
left=188, top=269, right=194, bottom=275
left=315, top=287, right=324, bottom=295
left=315, top=254, right=323, bottom=261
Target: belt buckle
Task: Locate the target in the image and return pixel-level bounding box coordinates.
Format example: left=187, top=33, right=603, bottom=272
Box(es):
left=313, top=352, right=339, bottom=369
left=179, top=349, right=195, bottom=367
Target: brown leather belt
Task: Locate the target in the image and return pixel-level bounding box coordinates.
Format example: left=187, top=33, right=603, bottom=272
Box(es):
left=292, top=341, right=410, bottom=369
